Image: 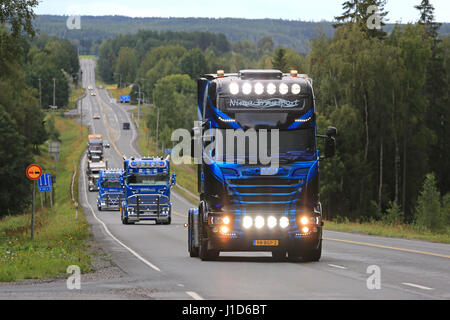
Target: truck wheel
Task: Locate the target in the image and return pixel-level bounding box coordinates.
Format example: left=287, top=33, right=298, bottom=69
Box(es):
left=163, top=217, right=171, bottom=225
left=198, top=222, right=219, bottom=261
left=98, top=206, right=102, bottom=211
left=199, top=238, right=219, bottom=261
left=271, top=250, right=287, bottom=261
left=188, top=211, right=199, bottom=257
left=302, top=240, right=322, bottom=262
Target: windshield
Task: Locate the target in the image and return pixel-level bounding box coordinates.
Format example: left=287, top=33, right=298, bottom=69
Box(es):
left=101, top=181, right=121, bottom=188
left=213, top=128, right=316, bottom=163
left=127, top=173, right=169, bottom=186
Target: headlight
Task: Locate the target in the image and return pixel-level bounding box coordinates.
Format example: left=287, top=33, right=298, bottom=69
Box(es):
left=229, top=82, right=239, bottom=95
left=267, top=216, right=277, bottom=229
left=242, top=82, right=252, bottom=95
left=255, top=216, right=265, bottom=229
left=302, top=226, right=310, bottom=233
left=279, top=83, right=288, bottom=95
left=300, top=216, right=309, bottom=225
left=243, top=216, right=253, bottom=229
left=266, top=83, right=276, bottom=95
left=254, top=82, right=264, bottom=95
left=291, top=83, right=301, bottom=95
left=127, top=207, right=134, bottom=213
left=279, top=216, right=289, bottom=229
left=223, top=216, right=230, bottom=225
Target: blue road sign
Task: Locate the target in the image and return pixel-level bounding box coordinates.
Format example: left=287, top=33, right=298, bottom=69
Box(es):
left=38, top=173, right=52, bottom=192
left=120, top=96, right=130, bottom=103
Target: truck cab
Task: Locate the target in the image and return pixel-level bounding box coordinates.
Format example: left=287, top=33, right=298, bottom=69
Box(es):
left=120, top=157, right=176, bottom=225
left=87, top=161, right=107, bottom=192
left=97, top=169, right=125, bottom=211
left=188, top=69, right=337, bottom=261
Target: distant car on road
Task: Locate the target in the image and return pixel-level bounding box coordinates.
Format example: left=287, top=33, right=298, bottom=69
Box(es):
left=103, top=140, right=110, bottom=148
left=123, top=122, right=130, bottom=130
left=93, top=113, right=101, bottom=119
left=88, top=86, right=93, bottom=90
left=91, top=91, right=96, bottom=96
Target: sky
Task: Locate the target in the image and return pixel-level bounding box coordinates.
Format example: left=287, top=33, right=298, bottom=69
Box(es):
left=36, top=0, right=450, bottom=23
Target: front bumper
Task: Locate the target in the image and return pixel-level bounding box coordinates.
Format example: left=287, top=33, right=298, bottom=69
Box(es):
left=207, top=228, right=321, bottom=251
left=126, top=209, right=171, bottom=222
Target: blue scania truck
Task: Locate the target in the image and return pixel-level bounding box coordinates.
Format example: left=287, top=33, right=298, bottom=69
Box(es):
left=120, top=157, right=176, bottom=225
left=97, top=169, right=125, bottom=211
left=188, top=69, right=337, bottom=261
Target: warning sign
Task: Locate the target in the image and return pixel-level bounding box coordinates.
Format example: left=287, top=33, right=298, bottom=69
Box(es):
left=26, top=164, right=43, bottom=180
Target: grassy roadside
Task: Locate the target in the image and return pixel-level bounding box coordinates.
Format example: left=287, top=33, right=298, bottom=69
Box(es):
left=0, top=115, right=91, bottom=281
left=324, top=220, right=450, bottom=244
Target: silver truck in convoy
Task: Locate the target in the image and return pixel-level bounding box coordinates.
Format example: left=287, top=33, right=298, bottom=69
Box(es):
left=87, top=161, right=107, bottom=192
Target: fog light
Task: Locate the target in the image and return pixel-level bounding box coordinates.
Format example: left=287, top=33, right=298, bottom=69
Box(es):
left=220, top=226, right=229, bottom=234
left=300, top=216, right=309, bottom=225
left=255, top=216, right=264, bottom=229
left=279, top=216, right=289, bottom=229
left=267, top=216, right=277, bottom=229
left=223, top=216, right=230, bottom=225
left=302, top=226, right=309, bottom=233
left=243, top=216, right=253, bottom=229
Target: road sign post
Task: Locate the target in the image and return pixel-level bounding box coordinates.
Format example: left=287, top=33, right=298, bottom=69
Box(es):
left=26, top=164, right=43, bottom=239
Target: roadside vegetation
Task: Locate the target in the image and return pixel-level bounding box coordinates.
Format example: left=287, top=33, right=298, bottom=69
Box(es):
left=0, top=115, right=91, bottom=281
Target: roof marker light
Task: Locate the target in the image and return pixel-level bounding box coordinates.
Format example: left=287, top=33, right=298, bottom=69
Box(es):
left=242, top=83, right=252, bottom=95
left=254, top=82, right=264, bottom=95
left=279, top=83, right=288, bottom=95
left=291, top=83, right=301, bottom=95
left=267, top=83, right=276, bottom=95
left=290, top=70, right=298, bottom=77
left=217, top=70, right=224, bottom=78
left=229, top=82, right=239, bottom=95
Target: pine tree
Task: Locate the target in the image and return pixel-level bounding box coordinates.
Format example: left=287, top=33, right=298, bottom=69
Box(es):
left=272, top=48, right=287, bottom=72
left=334, top=0, right=388, bottom=39
left=415, top=0, right=441, bottom=40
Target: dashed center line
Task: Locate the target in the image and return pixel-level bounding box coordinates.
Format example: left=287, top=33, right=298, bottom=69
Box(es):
left=402, top=283, right=434, bottom=291
left=328, top=264, right=347, bottom=270
left=186, top=291, right=204, bottom=300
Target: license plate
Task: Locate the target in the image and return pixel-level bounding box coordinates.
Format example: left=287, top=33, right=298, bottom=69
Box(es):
left=253, top=240, right=279, bottom=246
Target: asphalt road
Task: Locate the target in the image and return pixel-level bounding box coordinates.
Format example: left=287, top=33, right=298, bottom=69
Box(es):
left=0, top=58, right=448, bottom=300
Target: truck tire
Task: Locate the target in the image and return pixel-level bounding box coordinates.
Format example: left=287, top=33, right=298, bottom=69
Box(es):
left=287, top=248, right=301, bottom=262
left=188, top=211, right=199, bottom=257
left=198, top=219, right=219, bottom=261
left=302, top=239, right=322, bottom=262
left=163, top=217, right=171, bottom=225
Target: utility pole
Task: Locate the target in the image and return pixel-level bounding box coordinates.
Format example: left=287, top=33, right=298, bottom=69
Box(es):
left=137, top=84, right=141, bottom=127
left=38, top=78, right=42, bottom=109
left=52, top=78, right=56, bottom=108
left=155, top=106, right=159, bottom=155
left=80, top=98, right=83, bottom=139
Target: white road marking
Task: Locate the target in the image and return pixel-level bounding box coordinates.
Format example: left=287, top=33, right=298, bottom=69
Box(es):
left=402, top=283, right=434, bottom=291
left=328, top=264, right=347, bottom=270
left=185, top=291, right=204, bottom=300
left=82, top=152, right=161, bottom=272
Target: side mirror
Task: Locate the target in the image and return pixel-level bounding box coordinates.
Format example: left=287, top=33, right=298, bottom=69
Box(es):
left=171, top=172, right=177, bottom=186
left=326, top=126, right=337, bottom=138
left=324, top=137, right=336, bottom=158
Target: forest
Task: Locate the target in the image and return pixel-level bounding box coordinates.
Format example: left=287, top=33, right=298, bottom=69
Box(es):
left=96, top=0, right=449, bottom=232
left=0, top=1, right=79, bottom=215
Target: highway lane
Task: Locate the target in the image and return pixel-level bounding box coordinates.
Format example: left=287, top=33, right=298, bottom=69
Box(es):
left=77, top=59, right=450, bottom=300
